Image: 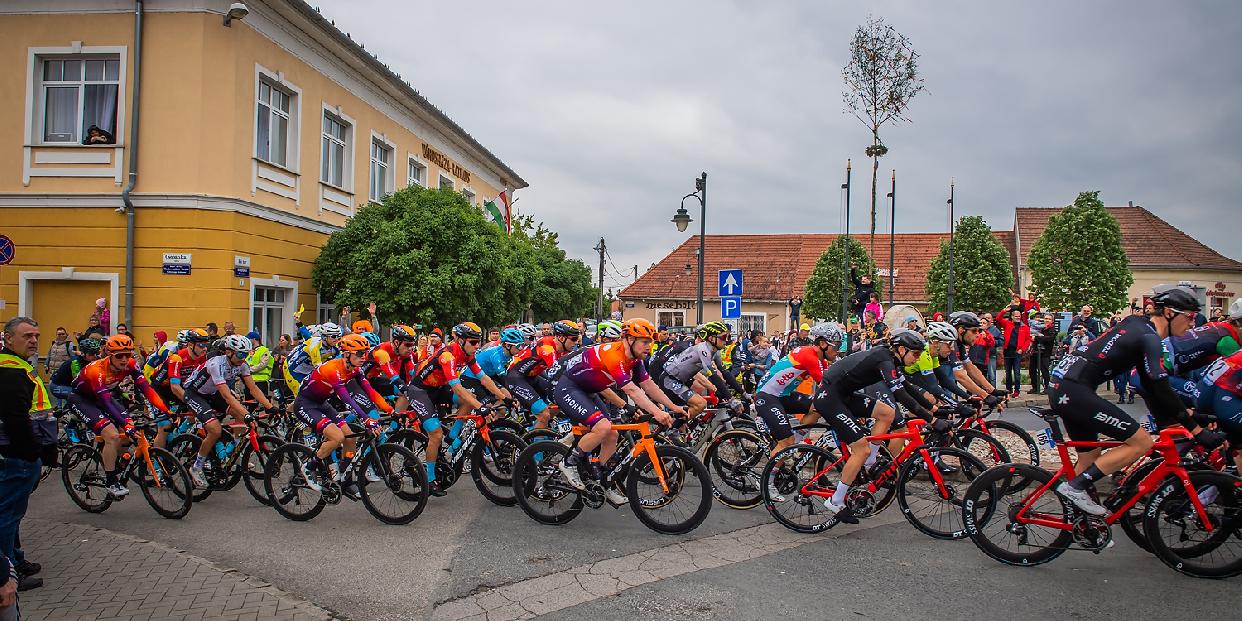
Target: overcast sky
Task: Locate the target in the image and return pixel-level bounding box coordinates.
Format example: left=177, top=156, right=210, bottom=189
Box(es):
left=318, top=1, right=1242, bottom=292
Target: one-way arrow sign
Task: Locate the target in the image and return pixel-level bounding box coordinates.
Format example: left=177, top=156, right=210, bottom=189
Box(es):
left=718, top=269, right=743, bottom=297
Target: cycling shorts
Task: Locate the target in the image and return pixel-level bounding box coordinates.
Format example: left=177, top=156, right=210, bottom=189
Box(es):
left=292, top=393, right=347, bottom=435
left=460, top=375, right=501, bottom=405
left=183, top=390, right=229, bottom=423
left=753, top=392, right=811, bottom=441
left=505, top=370, right=551, bottom=410
left=66, top=393, right=128, bottom=433
left=552, top=381, right=608, bottom=427
left=657, top=374, right=697, bottom=406
left=812, top=387, right=882, bottom=446
left=1047, top=379, right=1139, bottom=442
left=405, top=384, right=447, bottom=432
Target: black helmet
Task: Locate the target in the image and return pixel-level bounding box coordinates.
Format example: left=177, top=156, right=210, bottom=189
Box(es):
left=948, top=311, right=981, bottom=329
left=552, top=320, right=581, bottom=337
left=79, top=337, right=103, bottom=356
left=451, top=322, right=483, bottom=340
left=888, top=329, right=927, bottom=352
left=1151, top=286, right=1201, bottom=313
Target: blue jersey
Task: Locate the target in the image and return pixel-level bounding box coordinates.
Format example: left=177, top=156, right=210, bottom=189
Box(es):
left=463, top=344, right=511, bottom=380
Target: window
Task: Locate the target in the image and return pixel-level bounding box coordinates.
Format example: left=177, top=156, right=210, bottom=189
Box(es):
left=316, top=293, right=337, bottom=326
left=438, top=173, right=454, bottom=191
left=256, top=79, right=292, bottom=167
left=407, top=157, right=427, bottom=188
left=370, top=137, right=393, bottom=202
left=739, top=313, right=766, bottom=336
left=462, top=187, right=476, bottom=206
left=320, top=112, right=349, bottom=188
left=252, top=286, right=287, bottom=349
left=39, top=56, right=120, bottom=144
left=657, top=311, right=686, bottom=328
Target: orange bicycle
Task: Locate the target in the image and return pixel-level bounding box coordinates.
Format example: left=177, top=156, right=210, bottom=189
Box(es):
left=512, top=412, right=713, bottom=534
left=61, top=419, right=194, bottom=519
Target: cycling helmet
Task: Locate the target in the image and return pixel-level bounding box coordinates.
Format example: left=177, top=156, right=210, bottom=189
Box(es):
left=221, top=334, right=252, bottom=354
left=79, top=337, right=103, bottom=356
left=391, top=324, right=417, bottom=342
left=452, top=322, right=483, bottom=339
left=622, top=318, right=658, bottom=339
left=888, top=329, right=927, bottom=352
left=338, top=333, right=371, bottom=353
left=104, top=334, right=134, bottom=354
left=175, top=329, right=192, bottom=346
left=319, top=322, right=343, bottom=338
left=926, top=321, right=958, bottom=343
left=696, top=321, right=729, bottom=339
left=500, top=327, right=526, bottom=345
left=552, top=320, right=581, bottom=337
left=597, top=320, right=623, bottom=339
left=352, top=319, right=373, bottom=334
left=360, top=332, right=382, bottom=348
left=1150, top=286, right=1201, bottom=313
left=808, top=322, right=844, bottom=344
left=518, top=323, right=539, bottom=339
left=1229, top=297, right=1242, bottom=321
left=948, top=311, right=981, bottom=329
left=187, top=328, right=211, bottom=343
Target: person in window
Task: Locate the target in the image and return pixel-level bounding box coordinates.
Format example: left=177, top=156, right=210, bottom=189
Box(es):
left=83, top=125, right=114, bottom=145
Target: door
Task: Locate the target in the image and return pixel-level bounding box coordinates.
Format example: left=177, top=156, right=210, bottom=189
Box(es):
left=30, top=279, right=111, bottom=375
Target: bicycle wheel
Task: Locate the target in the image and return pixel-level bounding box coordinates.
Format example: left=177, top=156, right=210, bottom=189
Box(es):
left=522, top=428, right=561, bottom=444
left=761, top=444, right=844, bottom=533
left=167, top=434, right=213, bottom=502
left=263, top=443, right=327, bottom=521
left=895, top=446, right=987, bottom=540
left=1144, top=470, right=1242, bottom=578
left=626, top=444, right=712, bottom=534
left=136, top=447, right=193, bottom=519
left=978, top=419, right=1040, bottom=468
left=387, top=429, right=428, bottom=456
left=961, top=463, right=1073, bottom=566
left=512, top=441, right=583, bottom=526
left=242, top=435, right=284, bottom=506
left=60, top=445, right=112, bottom=513
left=703, top=428, right=768, bottom=510
left=1114, top=457, right=1164, bottom=553
left=357, top=443, right=429, bottom=525
left=952, top=428, right=1011, bottom=469
left=471, top=430, right=526, bottom=506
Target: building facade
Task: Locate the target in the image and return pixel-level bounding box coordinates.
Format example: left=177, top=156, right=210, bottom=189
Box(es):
left=0, top=0, right=526, bottom=349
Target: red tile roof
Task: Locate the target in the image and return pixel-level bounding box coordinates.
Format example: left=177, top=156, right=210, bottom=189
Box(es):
left=621, top=232, right=1015, bottom=304
left=1014, top=206, right=1242, bottom=271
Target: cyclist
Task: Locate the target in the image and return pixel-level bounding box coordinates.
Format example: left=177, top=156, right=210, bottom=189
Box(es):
left=517, top=323, right=539, bottom=343
left=405, top=322, right=510, bottom=496
left=368, top=325, right=419, bottom=400
left=505, top=320, right=580, bottom=430
left=460, top=327, right=525, bottom=405
left=650, top=322, right=746, bottom=424
left=150, top=328, right=212, bottom=448
left=554, top=319, right=681, bottom=504
left=50, top=337, right=102, bottom=402
left=754, top=323, right=842, bottom=456
left=596, top=320, right=623, bottom=344
left=293, top=334, right=392, bottom=487
left=68, top=335, right=172, bottom=498
left=282, top=322, right=342, bottom=396
left=141, top=332, right=180, bottom=382
left=946, top=312, right=1007, bottom=409
left=904, top=322, right=973, bottom=417
left=1048, top=286, right=1224, bottom=515
left=1127, top=315, right=1241, bottom=405
left=182, top=334, right=277, bottom=487
left=1195, top=349, right=1242, bottom=453
left=812, top=329, right=928, bottom=521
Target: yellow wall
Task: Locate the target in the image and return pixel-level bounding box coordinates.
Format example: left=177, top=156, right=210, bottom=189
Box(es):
left=620, top=299, right=791, bottom=335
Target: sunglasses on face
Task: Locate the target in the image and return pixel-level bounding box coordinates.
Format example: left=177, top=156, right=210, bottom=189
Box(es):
left=564, top=335, right=579, bottom=342
left=464, top=339, right=480, bottom=346
left=112, top=353, right=133, bottom=360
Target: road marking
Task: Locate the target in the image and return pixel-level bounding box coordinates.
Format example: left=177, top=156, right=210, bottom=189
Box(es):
left=432, top=513, right=905, bottom=621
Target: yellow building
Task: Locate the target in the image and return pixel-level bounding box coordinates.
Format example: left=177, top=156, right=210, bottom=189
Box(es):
left=0, top=0, right=526, bottom=351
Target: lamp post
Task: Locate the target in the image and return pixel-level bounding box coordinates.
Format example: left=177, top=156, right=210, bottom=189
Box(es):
left=672, top=172, right=707, bottom=324
left=840, top=160, right=852, bottom=323
left=946, top=178, right=956, bottom=314
left=887, top=169, right=896, bottom=305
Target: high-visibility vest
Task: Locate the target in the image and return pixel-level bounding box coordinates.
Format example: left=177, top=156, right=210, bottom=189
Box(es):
left=0, top=353, right=52, bottom=414
left=247, top=345, right=274, bottom=382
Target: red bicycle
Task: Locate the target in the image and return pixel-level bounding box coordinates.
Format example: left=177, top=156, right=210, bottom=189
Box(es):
left=961, top=408, right=1242, bottom=578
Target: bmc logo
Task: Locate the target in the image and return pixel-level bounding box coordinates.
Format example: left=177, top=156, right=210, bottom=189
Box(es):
left=1093, top=411, right=1127, bottom=429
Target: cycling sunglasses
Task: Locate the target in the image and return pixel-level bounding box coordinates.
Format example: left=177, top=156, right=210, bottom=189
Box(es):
left=111, top=352, right=134, bottom=360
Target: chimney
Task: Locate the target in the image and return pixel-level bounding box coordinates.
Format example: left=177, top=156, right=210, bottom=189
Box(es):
left=1128, top=201, right=1134, bottom=208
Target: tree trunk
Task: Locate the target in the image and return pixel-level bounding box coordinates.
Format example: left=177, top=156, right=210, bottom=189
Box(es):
left=869, top=153, right=878, bottom=258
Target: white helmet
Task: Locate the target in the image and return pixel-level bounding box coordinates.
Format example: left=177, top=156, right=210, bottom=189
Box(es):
left=518, top=323, right=539, bottom=339
left=1230, top=297, right=1242, bottom=321
left=926, top=322, right=957, bottom=343
left=306, top=324, right=323, bottom=337
left=221, top=334, right=252, bottom=354
left=319, top=322, right=343, bottom=338
left=809, top=322, right=844, bottom=344
left=597, top=320, right=623, bottom=339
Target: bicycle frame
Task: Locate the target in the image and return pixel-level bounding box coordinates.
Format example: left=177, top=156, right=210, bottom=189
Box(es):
left=797, top=419, right=952, bottom=501
left=571, top=421, right=671, bottom=494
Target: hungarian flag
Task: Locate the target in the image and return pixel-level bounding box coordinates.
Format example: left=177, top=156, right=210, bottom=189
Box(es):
left=484, top=191, right=512, bottom=234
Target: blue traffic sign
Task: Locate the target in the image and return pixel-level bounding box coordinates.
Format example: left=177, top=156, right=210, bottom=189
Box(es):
left=718, top=269, right=743, bottom=297
left=721, top=296, right=742, bottom=319
left=0, top=235, right=14, bottom=266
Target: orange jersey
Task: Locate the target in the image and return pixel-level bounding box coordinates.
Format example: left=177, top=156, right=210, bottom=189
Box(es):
left=72, top=357, right=169, bottom=420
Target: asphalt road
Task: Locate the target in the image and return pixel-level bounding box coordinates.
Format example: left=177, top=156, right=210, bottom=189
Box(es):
left=25, top=400, right=1239, bottom=620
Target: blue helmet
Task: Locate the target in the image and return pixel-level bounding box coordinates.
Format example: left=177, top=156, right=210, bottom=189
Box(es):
left=500, top=327, right=526, bottom=345
left=360, top=332, right=381, bottom=348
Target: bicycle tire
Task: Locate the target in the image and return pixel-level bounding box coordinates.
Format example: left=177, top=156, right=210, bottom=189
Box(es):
left=512, top=440, right=583, bottom=526
left=895, top=446, right=987, bottom=540
left=167, top=434, right=214, bottom=502
left=137, top=447, right=193, bottom=519
left=951, top=428, right=1011, bottom=469
left=242, top=434, right=284, bottom=506
left=961, top=463, right=1073, bottom=566
left=1114, top=457, right=1164, bottom=554
left=762, top=443, right=844, bottom=534
left=60, top=445, right=112, bottom=513
left=626, top=444, right=713, bottom=535
left=703, top=428, right=768, bottom=510
left=979, top=419, right=1040, bottom=468
left=1144, top=469, right=1242, bottom=578
left=263, top=443, right=327, bottom=521
left=357, top=443, right=429, bottom=525
left=471, top=430, right=526, bottom=506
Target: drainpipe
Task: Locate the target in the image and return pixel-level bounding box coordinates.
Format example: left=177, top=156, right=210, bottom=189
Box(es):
left=120, top=0, right=144, bottom=326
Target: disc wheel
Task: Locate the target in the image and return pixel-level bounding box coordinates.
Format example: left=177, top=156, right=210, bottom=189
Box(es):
left=136, top=447, right=193, bottom=519
left=357, top=443, right=429, bottom=525
left=60, top=445, right=112, bottom=513
left=263, top=443, right=327, bottom=521
left=471, top=430, right=526, bottom=506
left=703, top=428, right=768, bottom=509
left=895, top=446, right=987, bottom=540
left=961, top=463, right=1072, bottom=566
left=512, top=441, right=583, bottom=526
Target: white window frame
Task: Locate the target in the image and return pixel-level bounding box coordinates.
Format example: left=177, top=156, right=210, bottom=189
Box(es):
left=369, top=131, right=396, bottom=203
left=252, top=65, right=301, bottom=173
left=739, top=312, right=766, bottom=336
left=461, top=186, right=477, bottom=207
left=31, top=53, right=124, bottom=145
left=249, top=277, right=299, bottom=348
left=315, top=292, right=337, bottom=326
left=319, top=104, right=354, bottom=192
left=438, top=172, right=455, bottom=192
left=657, top=311, right=686, bottom=328
left=406, top=154, right=427, bottom=188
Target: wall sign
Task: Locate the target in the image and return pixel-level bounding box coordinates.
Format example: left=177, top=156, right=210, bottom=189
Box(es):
left=421, top=143, right=471, bottom=182
left=234, top=255, right=251, bottom=278
left=162, top=253, right=191, bottom=275
left=645, top=300, right=696, bottom=310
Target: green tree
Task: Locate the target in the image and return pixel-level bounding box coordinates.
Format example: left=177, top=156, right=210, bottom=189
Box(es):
left=511, top=213, right=595, bottom=321
left=1028, top=191, right=1133, bottom=313
left=925, top=215, right=1014, bottom=314
left=312, top=186, right=539, bottom=328
left=802, top=236, right=879, bottom=322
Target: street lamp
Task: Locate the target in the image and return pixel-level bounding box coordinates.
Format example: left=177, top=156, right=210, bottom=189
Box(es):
left=673, top=172, right=707, bottom=324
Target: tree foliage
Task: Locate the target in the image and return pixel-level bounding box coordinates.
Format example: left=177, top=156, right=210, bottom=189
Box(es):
left=925, top=215, right=1014, bottom=314
left=1028, top=191, right=1133, bottom=313
left=312, top=186, right=590, bottom=329
left=802, top=236, right=879, bottom=322
left=510, top=213, right=595, bottom=322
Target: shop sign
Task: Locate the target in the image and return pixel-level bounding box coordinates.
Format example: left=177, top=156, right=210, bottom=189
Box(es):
left=645, top=300, right=696, bottom=310
left=162, top=253, right=191, bottom=275
left=421, top=143, right=471, bottom=182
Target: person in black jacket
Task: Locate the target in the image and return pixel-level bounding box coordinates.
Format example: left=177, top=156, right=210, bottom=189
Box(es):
left=1028, top=314, right=1057, bottom=394
left=849, top=265, right=875, bottom=318
left=1, top=317, right=49, bottom=600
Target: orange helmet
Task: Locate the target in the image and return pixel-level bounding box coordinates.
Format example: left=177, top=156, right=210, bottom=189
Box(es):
left=338, top=333, right=371, bottom=353
left=622, top=318, right=657, bottom=339
left=104, top=334, right=134, bottom=354
left=352, top=319, right=373, bottom=334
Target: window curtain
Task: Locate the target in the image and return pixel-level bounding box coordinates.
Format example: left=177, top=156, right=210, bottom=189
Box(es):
left=82, top=84, right=118, bottom=141
left=44, top=86, right=78, bottom=142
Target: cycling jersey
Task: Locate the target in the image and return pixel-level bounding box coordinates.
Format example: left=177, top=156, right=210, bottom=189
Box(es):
left=820, top=346, right=907, bottom=397
left=662, top=341, right=719, bottom=383
left=184, top=355, right=250, bottom=396
left=560, top=342, right=650, bottom=393
left=508, top=336, right=561, bottom=378
left=299, top=358, right=391, bottom=419
left=1162, top=321, right=1241, bottom=375
left=370, top=342, right=415, bottom=383
left=1052, top=315, right=1166, bottom=386
left=410, top=342, right=481, bottom=389
left=755, top=346, right=826, bottom=397
left=70, top=357, right=168, bottom=431
left=142, top=341, right=178, bottom=381
left=464, top=344, right=511, bottom=380
left=152, top=347, right=206, bottom=386
left=285, top=336, right=338, bottom=381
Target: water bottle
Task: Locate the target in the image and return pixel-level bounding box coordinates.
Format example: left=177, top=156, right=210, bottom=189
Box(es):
left=214, top=439, right=230, bottom=461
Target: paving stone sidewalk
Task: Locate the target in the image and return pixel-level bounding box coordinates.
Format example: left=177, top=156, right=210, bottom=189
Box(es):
left=15, top=521, right=339, bottom=621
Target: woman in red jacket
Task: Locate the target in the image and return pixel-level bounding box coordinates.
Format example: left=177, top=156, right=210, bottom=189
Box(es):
left=995, top=308, right=1032, bottom=398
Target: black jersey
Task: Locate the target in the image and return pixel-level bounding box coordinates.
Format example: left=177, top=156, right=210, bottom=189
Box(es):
left=1053, top=315, right=1167, bottom=386
left=821, top=346, right=905, bottom=396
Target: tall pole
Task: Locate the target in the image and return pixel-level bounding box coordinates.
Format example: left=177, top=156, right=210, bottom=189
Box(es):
left=888, top=169, right=896, bottom=305
left=594, top=237, right=606, bottom=320
left=695, top=172, right=707, bottom=325
left=841, top=160, right=852, bottom=323
left=946, top=179, right=956, bottom=314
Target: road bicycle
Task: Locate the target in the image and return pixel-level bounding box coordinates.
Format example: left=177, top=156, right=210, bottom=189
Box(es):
left=512, top=411, right=714, bottom=535
left=60, top=419, right=194, bottom=519
left=167, top=404, right=284, bottom=505
left=961, top=408, right=1242, bottom=578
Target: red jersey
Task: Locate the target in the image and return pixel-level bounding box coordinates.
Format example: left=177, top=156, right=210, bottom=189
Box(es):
left=73, top=357, right=169, bottom=421
left=153, top=346, right=207, bottom=386
left=411, top=342, right=482, bottom=389
left=508, top=336, right=561, bottom=377
left=370, top=341, right=415, bottom=383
